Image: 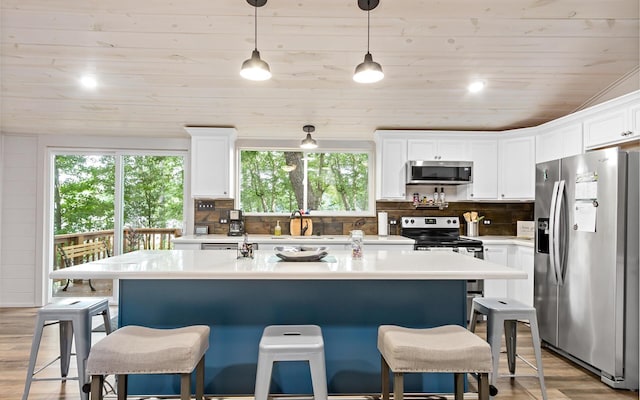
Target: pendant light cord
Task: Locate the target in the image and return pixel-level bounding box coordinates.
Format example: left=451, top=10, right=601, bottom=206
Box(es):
left=367, top=6, right=370, bottom=53
left=254, top=5, right=258, bottom=51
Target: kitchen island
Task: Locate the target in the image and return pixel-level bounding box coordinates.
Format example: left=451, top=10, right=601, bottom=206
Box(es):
left=50, top=249, right=525, bottom=397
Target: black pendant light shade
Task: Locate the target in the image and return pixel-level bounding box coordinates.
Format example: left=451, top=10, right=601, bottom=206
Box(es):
left=241, top=0, right=271, bottom=81
left=300, top=125, right=318, bottom=149
left=353, top=0, right=384, bottom=83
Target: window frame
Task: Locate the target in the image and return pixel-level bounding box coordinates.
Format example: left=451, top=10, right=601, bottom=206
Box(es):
left=236, top=140, right=375, bottom=217
left=45, top=147, right=188, bottom=302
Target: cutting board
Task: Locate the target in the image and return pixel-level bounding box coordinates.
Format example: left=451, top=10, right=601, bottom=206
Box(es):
left=290, top=218, right=313, bottom=236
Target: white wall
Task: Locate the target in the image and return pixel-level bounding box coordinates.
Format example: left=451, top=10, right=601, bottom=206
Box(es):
left=0, top=134, right=39, bottom=306
left=0, top=134, right=190, bottom=307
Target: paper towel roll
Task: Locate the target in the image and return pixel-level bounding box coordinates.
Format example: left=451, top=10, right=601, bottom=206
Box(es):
left=378, top=212, right=388, bottom=236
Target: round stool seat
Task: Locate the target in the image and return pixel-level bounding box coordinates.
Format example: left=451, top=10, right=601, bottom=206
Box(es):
left=378, top=325, right=492, bottom=373
left=87, top=325, right=210, bottom=375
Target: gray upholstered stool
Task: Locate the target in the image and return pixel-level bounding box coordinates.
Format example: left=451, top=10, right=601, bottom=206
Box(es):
left=22, top=298, right=112, bottom=400
left=468, top=297, right=548, bottom=400
left=378, top=325, right=492, bottom=400
left=254, top=325, right=328, bottom=400
left=86, top=325, right=210, bottom=400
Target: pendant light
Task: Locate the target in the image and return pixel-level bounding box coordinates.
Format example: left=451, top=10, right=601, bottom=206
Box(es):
left=353, top=0, right=384, bottom=83
left=300, top=125, right=318, bottom=149
left=240, top=0, right=271, bottom=81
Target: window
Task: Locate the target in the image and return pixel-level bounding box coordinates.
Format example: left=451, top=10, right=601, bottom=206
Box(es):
left=239, top=150, right=371, bottom=214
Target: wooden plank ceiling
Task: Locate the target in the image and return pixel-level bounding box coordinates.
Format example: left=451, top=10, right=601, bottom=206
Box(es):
left=1, top=0, right=639, bottom=139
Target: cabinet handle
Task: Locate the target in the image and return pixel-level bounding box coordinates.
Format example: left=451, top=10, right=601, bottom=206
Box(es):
left=470, top=193, right=474, bottom=197
left=621, top=130, right=633, bottom=136
left=501, top=194, right=505, bottom=197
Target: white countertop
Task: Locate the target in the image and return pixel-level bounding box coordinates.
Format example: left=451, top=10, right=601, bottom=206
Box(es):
left=173, top=234, right=414, bottom=245
left=465, top=235, right=534, bottom=247
left=49, top=249, right=526, bottom=280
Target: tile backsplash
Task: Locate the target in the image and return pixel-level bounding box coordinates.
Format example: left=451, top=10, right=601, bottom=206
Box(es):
left=194, top=199, right=533, bottom=237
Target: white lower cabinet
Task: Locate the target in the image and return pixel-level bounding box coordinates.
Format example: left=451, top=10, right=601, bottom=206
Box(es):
left=483, top=244, right=509, bottom=298
left=509, top=246, right=534, bottom=307
left=483, top=243, right=534, bottom=306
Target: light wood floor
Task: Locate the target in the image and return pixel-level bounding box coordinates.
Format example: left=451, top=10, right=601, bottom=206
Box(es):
left=1, top=306, right=638, bottom=400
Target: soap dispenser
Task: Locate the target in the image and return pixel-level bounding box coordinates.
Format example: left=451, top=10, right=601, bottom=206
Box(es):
left=274, top=221, right=282, bottom=236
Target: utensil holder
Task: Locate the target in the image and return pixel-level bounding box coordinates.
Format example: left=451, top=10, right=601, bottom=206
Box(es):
left=466, top=221, right=479, bottom=237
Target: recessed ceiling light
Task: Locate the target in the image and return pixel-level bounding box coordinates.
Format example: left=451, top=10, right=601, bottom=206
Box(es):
left=468, top=80, right=485, bottom=93
left=80, top=75, right=98, bottom=89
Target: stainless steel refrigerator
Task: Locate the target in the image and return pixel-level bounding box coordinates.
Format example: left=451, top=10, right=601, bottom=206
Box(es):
left=534, top=148, right=639, bottom=390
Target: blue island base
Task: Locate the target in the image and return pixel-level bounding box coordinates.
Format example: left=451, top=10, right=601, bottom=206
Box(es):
left=118, top=279, right=467, bottom=396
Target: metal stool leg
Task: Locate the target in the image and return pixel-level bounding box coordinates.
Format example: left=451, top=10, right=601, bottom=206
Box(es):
left=22, top=314, right=46, bottom=400
left=468, top=301, right=479, bottom=332
left=101, top=309, right=113, bottom=334
left=528, top=315, right=548, bottom=400
left=504, top=319, right=518, bottom=375
left=487, top=314, right=503, bottom=388
left=254, top=352, right=274, bottom=400
left=59, top=320, right=74, bottom=378
left=309, top=350, right=328, bottom=400
left=74, top=312, right=92, bottom=400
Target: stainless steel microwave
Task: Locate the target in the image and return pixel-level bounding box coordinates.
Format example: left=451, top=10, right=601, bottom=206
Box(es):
left=406, top=160, right=473, bottom=185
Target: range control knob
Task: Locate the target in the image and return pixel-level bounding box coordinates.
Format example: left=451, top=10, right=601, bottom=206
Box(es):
left=404, top=219, right=409, bottom=224
left=447, top=219, right=452, bottom=224
left=410, top=219, right=415, bottom=224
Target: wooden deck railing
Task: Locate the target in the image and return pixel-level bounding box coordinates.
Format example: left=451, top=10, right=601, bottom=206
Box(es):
left=53, top=228, right=182, bottom=270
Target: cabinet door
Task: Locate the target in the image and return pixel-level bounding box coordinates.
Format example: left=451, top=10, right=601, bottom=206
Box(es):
left=407, top=139, right=469, bottom=161
left=536, top=123, right=583, bottom=163
left=467, top=140, right=498, bottom=199
left=483, top=245, right=509, bottom=298
left=438, top=140, right=469, bottom=160
left=499, top=135, right=535, bottom=199
left=583, top=108, right=628, bottom=148
left=379, top=138, right=407, bottom=199
left=507, top=246, right=534, bottom=307
left=407, top=139, right=437, bottom=160
left=629, top=102, right=640, bottom=141
left=584, top=98, right=640, bottom=149
left=191, top=135, right=232, bottom=198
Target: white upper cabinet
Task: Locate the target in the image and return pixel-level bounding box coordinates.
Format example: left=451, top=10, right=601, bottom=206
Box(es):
left=536, top=122, right=583, bottom=163
left=498, top=131, right=536, bottom=200
left=185, top=127, right=237, bottom=198
left=375, top=132, right=408, bottom=200
left=583, top=92, right=640, bottom=149
left=467, top=139, right=498, bottom=199
left=407, top=138, right=470, bottom=161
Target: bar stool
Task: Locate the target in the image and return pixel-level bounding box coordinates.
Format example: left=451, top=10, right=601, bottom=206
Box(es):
left=468, top=297, right=548, bottom=400
left=254, top=325, right=328, bottom=400
left=22, top=298, right=112, bottom=400
left=86, top=325, right=210, bottom=400
left=378, top=324, right=492, bottom=400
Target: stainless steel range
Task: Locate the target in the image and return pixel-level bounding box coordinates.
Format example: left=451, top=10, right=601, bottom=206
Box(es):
left=401, top=216, right=484, bottom=318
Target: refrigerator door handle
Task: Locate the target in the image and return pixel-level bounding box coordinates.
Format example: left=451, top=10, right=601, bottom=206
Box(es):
left=548, top=181, right=560, bottom=284
left=553, top=180, right=566, bottom=286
